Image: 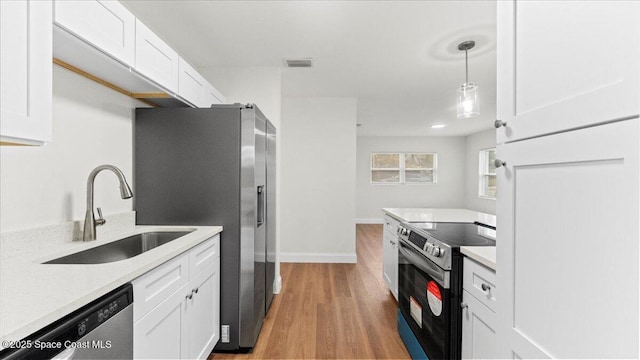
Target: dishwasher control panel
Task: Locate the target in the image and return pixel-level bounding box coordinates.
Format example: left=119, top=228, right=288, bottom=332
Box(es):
left=0, top=284, right=133, bottom=360
left=79, top=293, right=130, bottom=337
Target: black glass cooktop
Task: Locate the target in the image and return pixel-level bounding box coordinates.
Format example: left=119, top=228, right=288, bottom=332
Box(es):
left=407, top=222, right=496, bottom=247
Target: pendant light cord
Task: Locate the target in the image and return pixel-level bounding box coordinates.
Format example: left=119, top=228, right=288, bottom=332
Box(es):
left=465, top=49, right=469, bottom=85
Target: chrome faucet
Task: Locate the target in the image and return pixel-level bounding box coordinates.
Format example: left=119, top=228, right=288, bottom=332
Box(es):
left=83, top=165, right=133, bottom=241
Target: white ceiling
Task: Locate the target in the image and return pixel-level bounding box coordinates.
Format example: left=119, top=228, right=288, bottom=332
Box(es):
left=122, top=0, right=497, bottom=137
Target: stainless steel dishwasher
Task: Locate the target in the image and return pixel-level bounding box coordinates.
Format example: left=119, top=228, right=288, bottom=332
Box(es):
left=0, top=284, right=133, bottom=360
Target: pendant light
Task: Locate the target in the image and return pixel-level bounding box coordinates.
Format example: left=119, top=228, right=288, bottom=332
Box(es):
left=456, top=40, right=479, bottom=118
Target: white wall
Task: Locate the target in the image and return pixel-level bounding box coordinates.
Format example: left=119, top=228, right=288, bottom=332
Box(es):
left=280, top=97, right=357, bottom=263
left=200, top=67, right=281, bottom=129
left=0, top=65, right=144, bottom=233
left=356, top=136, right=467, bottom=222
left=464, top=129, right=496, bottom=215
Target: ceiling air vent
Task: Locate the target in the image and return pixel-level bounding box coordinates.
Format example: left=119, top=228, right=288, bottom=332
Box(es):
left=284, top=58, right=313, bottom=68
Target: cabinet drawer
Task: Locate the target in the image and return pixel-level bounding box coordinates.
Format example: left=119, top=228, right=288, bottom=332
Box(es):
left=383, top=215, right=400, bottom=235
left=189, top=235, right=220, bottom=277
left=133, top=252, right=189, bottom=322
left=463, top=257, right=497, bottom=312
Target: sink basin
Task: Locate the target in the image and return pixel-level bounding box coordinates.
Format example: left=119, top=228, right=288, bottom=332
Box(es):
left=44, top=231, right=194, bottom=264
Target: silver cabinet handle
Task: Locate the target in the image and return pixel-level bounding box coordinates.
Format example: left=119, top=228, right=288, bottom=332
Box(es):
left=481, top=283, right=491, bottom=292
left=461, top=302, right=468, bottom=310
left=186, top=293, right=193, bottom=300
left=495, top=119, right=507, bottom=128
left=494, top=159, right=506, bottom=168
left=257, top=185, right=265, bottom=226
left=193, top=287, right=199, bottom=294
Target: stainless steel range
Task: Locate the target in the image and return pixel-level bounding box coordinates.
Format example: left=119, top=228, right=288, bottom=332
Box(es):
left=396, top=222, right=495, bottom=360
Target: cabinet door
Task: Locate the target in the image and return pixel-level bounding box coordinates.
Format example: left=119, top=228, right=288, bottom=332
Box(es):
left=187, top=259, right=220, bottom=360
left=135, top=19, right=179, bottom=93
left=178, top=57, right=205, bottom=107
left=496, top=119, right=639, bottom=358
left=382, top=231, right=399, bottom=301
left=54, top=0, right=135, bottom=66
left=134, top=283, right=189, bottom=359
left=496, top=1, right=640, bottom=143
left=382, top=231, right=393, bottom=291
left=461, top=290, right=497, bottom=360
left=389, top=235, right=398, bottom=301
left=203, top=82, right=225, bottom=107
left=0, top=0, right=52, bottom=145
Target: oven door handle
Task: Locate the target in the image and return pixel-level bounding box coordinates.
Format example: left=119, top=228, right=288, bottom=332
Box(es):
left=398, top=239, right=448, bottom=289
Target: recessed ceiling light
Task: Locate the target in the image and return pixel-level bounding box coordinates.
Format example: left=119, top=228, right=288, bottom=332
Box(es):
left=431, top=124, right=447, bottom=129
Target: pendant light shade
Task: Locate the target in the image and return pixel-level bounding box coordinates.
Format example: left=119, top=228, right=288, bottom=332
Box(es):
left=457, top=82, right=479, bottom=118
left=456, top=41, right=479, bottom=119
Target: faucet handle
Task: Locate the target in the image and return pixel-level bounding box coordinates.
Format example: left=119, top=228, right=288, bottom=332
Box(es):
left=95, top=207, right=106, bottom=226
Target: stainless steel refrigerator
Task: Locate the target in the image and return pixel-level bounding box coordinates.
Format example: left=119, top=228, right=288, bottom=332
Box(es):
left=134, top=104, right=276, bottom=352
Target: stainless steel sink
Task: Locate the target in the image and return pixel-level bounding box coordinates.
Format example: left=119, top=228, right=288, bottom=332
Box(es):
left=44, top=231, right=194, bottom=264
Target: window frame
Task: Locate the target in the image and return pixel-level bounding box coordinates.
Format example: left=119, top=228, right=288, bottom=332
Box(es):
left=478, top=147, right=497, bottom=199
left=370, top=152, right=438, bottom=185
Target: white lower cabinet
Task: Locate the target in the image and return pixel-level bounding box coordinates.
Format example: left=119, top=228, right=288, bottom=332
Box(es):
left=133, top=235, right=220, bottom=359
left=187, top=260, right=220, bottom=360
left=134, top=282, right=189, bottom=359
left=382, top=214, right=399, bottom=300
left=462, top=257, right=497, bottom=359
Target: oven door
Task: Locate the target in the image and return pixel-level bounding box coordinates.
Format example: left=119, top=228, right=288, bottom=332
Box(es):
left=398, top=238, right=452, bottom=360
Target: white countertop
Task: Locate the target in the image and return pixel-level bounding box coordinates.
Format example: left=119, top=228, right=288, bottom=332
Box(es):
left=460, top=246, right=496, bottom=271
left=382, top=208, right=496, bottom=228
left=0, top=224, right=222, bottom=348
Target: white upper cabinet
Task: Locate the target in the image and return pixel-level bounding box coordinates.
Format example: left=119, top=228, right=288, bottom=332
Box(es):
left=178, top=57, right=207, bottom=108
left=496, top=0, right=640, bottom=143
left=135, top=19, right=179, bottom=94
left=52, top=0, right=225, bottom=108
left=54, top=0, right=135, bottom=66
left=204, top=82, right=225, bottom=108
left=0, top=0, right=52, bottom=145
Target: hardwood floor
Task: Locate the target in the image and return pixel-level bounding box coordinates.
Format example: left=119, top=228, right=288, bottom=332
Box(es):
left=210, top=224, right=410, bottom=359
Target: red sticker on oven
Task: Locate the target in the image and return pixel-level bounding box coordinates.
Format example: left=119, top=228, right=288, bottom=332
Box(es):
left=427, top=281, right=442, bottom=317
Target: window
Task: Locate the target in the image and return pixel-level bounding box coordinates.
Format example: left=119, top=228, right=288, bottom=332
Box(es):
left=479, top=148, right=496, bottom=199
left=371, top=153, right=437, bottom=184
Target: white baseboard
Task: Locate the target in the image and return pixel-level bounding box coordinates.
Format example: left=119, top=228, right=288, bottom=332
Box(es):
left=273, top=275, right=282, bottom=294
left=279, top=252, right=357, bottom=264
left=356, top=218, right=384, bottom=224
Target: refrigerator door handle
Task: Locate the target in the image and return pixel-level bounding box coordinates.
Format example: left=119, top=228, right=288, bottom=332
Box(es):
left=257, top=185, right=265, bottom=226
